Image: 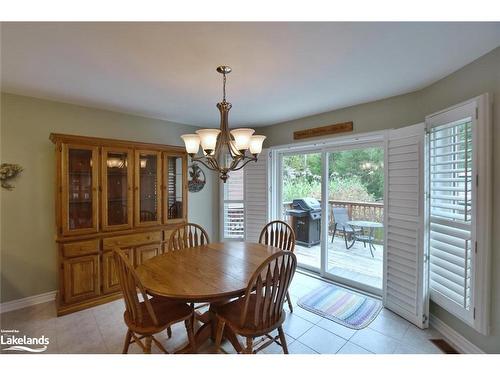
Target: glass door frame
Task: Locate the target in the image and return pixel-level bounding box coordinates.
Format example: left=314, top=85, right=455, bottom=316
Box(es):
left=101, top=146, right=134, bottom=231
left=271, top=132, right=386, bottom=296
left=162, top=151, right=188, bottom=225
left=61, top=143, right=99, bottom=236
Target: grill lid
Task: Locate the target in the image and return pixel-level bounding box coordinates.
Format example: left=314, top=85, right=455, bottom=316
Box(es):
left=292, top=197, right=321, bottom=211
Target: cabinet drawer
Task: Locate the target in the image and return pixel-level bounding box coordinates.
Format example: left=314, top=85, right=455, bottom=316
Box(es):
left=62, top=239, right=100, bottom=257
left=103, top=231, right=162, bottom=250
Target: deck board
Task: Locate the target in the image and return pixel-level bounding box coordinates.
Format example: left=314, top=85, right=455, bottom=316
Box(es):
left=295, top=237, right=383, bottom=290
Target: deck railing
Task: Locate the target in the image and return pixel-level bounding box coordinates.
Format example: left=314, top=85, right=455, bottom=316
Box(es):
left=282, top=199, right=384, bottom=241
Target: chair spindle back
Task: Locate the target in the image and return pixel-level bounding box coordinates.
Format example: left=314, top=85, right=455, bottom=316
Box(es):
left=240, top=251, right=297, bottom=329
left=113, top=248, right=158, bottom=326
left=259, top=220, right=296, bottom=252
left=168, top=223, right=210, bottom=251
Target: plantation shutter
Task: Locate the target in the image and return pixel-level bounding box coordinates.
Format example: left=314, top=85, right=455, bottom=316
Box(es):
left=222, top=158, right=245, bottom=240
left=244, top=149, right=269, bottom=242
left=426, top=101, right=477, bottom=325
left=384, top=123, right=429, bottom=328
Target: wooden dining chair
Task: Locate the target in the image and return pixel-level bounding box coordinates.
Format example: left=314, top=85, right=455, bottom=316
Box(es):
left=113, top=248, right=196, bottom=354
left=258, top=220, right=295, bottom=312
left=168, top=223, right=210, bottom=251
left=213, top=251, right=297, bottom=354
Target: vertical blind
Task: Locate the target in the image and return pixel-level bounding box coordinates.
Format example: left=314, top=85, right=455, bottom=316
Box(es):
left=429, top=118, right=473, bottom=314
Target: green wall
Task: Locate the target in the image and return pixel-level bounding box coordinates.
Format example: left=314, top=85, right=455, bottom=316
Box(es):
left=0, top=94, right=219, bottom=303
left=261, top=47, right=500, bottom=353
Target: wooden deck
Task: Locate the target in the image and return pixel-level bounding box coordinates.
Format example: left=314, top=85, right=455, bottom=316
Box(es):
left=295, top=237, right=383, bottom=290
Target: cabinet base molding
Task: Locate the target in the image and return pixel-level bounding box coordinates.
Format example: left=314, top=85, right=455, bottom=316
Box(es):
left=0, top=290, right=57, bottom=314
left=57, top=291, right=123, bottom=316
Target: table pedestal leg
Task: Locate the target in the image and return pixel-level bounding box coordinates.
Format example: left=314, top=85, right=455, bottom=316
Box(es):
left=174, top=302, right=243, bottom=354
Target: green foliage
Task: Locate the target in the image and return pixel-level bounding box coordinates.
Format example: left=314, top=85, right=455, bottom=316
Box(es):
left=329, top=148, right=384, bottom=201
left=282, top=147, right=384, bottom=202
left=282, top=175, right=374, bottom=202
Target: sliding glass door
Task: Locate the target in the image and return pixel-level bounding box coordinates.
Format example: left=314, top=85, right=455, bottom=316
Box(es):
left=279, top=151, right=322, bottom=272
left=276, top=142, right=384, bottom=295
left=324, top=146, right=384, bottom=294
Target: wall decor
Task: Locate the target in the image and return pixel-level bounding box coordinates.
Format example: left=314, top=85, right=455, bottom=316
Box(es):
left=293, top=121, right=353, bottom=140
left=188, top=163, right=206, bottom=193
left=0, top=163, right=23, bottom=190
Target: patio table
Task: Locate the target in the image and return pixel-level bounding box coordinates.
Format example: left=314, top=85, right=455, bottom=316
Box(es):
left=346, top=220, right=383, bottom=257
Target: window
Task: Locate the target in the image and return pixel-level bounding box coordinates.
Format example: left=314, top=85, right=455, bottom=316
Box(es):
left=426, top=95, right=491, bottom=334
left=221, top=164, right=245, bottom=240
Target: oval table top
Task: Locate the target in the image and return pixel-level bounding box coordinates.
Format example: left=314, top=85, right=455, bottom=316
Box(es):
left=136, top=241, right=282, bottom=303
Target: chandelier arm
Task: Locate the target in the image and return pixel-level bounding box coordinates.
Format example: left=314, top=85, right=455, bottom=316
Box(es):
left=230, top=156, right=258, bottom=171
left=228, top=155, right=243, bottom=171
left=191, top=156, right=218, bottom=172
left=207, top=156, right=220, bottom=170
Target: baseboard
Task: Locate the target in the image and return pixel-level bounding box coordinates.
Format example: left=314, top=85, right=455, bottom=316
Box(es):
left=430, top=314, right=485, bottom=354
left=0, top=290, right=57, bottom=314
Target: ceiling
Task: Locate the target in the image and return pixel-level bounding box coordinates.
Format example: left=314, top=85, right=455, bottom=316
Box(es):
left=2, top=22, right=500, bottom=127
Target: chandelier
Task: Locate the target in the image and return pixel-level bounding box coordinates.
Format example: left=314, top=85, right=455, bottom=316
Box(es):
left=181, top=66, right=266, bottom=182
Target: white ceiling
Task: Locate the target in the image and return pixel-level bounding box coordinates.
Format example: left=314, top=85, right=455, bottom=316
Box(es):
left=2, top=22, right=500, bottom=127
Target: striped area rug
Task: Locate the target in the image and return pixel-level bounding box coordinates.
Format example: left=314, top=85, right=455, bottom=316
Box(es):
left=297, top=284, right=382, bottom=329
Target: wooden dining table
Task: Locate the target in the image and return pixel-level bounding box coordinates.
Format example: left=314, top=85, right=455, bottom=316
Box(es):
left=135, top=241, right=282, bottom=353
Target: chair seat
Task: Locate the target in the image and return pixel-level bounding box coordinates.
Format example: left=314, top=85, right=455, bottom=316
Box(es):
left=213, top=294, right=286, bottom=336
left=339, top=225, right=362, bottom=233
left=124, top=297, right=193, bottom=334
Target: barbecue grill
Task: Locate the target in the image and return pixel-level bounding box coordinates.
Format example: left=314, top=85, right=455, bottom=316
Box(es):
left=286, top=197, right=321, bottom=247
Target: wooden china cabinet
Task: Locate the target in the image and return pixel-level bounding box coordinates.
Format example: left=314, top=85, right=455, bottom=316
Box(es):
left=50, top=133, right=188, bottom=316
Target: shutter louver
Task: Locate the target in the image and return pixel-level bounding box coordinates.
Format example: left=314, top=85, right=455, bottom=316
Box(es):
left=384, top=124, right=428, bottom=328
left=244, top=149, right=269, bottom=242
left=222, top=157, right=245, bottom=239
left=428, top=117, right=473, bottom=318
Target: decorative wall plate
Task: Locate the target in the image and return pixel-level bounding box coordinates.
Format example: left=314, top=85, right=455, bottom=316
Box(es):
left=0, top=163, right=23, bottom=190
left=188, top=163, right=206, bottom=193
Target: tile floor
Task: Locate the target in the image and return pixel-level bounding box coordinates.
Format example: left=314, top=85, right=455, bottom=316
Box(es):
left=0, top=271, right=446, bottom=354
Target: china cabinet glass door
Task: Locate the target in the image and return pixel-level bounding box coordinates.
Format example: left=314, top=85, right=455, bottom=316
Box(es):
left=102, top=147, right=133, bottom=231
left=163, top=153, right=187, bottom=223
left=62, top=144, right=99, bottom=235
left=135, top=150, right=162, bottom=226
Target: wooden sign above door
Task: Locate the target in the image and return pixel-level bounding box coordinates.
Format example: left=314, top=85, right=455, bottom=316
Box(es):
left=293, top=121, right=353, bottom=140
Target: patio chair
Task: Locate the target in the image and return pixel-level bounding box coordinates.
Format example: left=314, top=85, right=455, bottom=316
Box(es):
left=331, top=207, right=361, bottom=249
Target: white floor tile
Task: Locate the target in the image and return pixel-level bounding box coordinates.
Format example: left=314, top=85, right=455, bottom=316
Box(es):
left=287, top=340, right=318, bottom=354
left=350, top=327, right=399, bottom=354
left=316, top=318, right=357, bottom=340
left=337, top=341, right=373, bottom=354
left=367, top=313, right=410, bottom=340
left=282, top=314, right=315, bottom=339
left=297, top=326, right=346, bottom=354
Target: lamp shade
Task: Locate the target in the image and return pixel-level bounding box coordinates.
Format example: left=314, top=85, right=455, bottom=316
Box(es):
left=196, top=129, right=221, bottom=154
left=230, top=128, right=255, bottom=150
left=249, top=135, right=266, bottom=155
left=181, top=134, right=201, bottom=154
